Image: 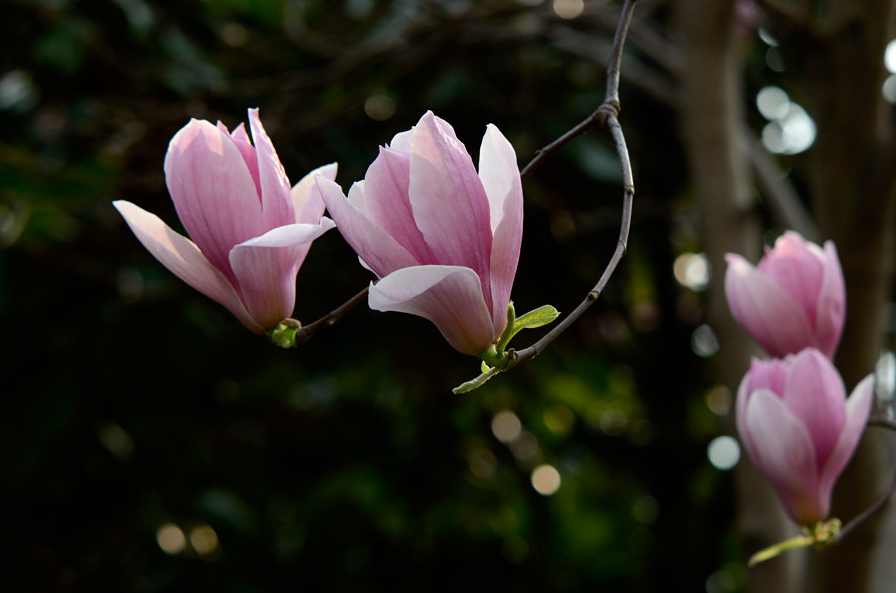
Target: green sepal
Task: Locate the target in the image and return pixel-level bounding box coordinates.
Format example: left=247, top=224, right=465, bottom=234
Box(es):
left=453, top=365, right=503, bottom=394
left=496, top=304, right=560, bottom=352
left=267, top=319, right=301, bottom=348
left=747, top=518, right=841, bottom=567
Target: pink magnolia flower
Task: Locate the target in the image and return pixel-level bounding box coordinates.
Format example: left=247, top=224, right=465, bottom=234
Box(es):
left=114, top=109, right=336, bottom=333
left=736, top=348, right=873, bottom=526
left=725, top=231, right=845, bottom=358
left=317, top=111, right=523, bottom=355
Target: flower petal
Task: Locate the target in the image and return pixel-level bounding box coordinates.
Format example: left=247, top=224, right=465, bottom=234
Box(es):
left=318, top=177, right=418, bottom=277
left=814, top=240, right=846, bottom=358
left=113, top=200, right=262, bottom=332
left=407, top=112, right=493, bottom=307
left=229, top=219, right=336, bottom=329
left=479, top=123, right=522, bottom=334
left=163, top=118, right=264, bottom=280
left=819, top=374, right=874, bottom=508
left=736, top=357, right=789, bottom=458
left=359, top=147, right=437, bottom=264
left=745, top=388, right=824, bottom=525
left=757, top=231, right=825, bottom=322
left=724, top=253, right=816, bottom=356
left=782, top=348, right=847, bottom=469
left=221, top=121, right=261, bottom=198
left=247, top=108, right=295, bottom=230
left=292, top=162, right=337, bottom=224
left=368, top=265, right=496, bottom=355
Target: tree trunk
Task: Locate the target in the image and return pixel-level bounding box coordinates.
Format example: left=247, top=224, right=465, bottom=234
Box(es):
left=674, top=1, right=803, bottom=591
left=796, top=1, right=896, bottom=591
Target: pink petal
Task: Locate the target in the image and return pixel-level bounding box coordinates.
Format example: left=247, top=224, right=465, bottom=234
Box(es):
left=782, top=349, right=847, bottom=469
left=113, top=200, right=262, bottom=332
left=757, top=231, right=825, bottom=322
left=360, top=147, right=437, bottom=264
left=229, top=219, right=336, bottom=329
left=164, top=118, right=265, bottom=281
left=736, top=357, right=789, bottom=456
left=219, top=121, right=261, bottom=199
left=814, top=240, right=846, bottom=358
left=818, top=374, right=873, bottom=508
left=247, top=108, right=295, bottom=230
left=368, top=265, right=496, bottom=355
left=724, top=253, right=816, bottom=356
left=407, top=112, right=493, bottom=310
left=292, top=162, right=337, bottom=224
left=317, top=177, right=419, bottom=277
left=745, top=388, right=825, bottom=525
left=478, top=123, right=522, bottom=335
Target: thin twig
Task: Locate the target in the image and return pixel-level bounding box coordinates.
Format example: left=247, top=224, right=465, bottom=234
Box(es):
left=520, top=0, right=639, bottom=181
left=836, top=418, right=896, bottom=541
left=293, top=286, right=370, bottom=345
left=510, top=0, right=639, bottom=366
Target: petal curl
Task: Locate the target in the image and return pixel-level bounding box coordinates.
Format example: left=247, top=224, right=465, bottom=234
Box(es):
left=292, top=162, right=337, bottom=224
left=368, top=265, right=496, bottom=355
left=113, top=200, right=262, bottom=332
left=229, top=219, right=335, bottom=329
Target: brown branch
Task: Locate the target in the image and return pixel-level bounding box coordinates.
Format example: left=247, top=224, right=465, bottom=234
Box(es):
left=836, top=418, right=896, bottom=541
left=511, top=0, right=640, bottom=366
left=292, top=285, right=370, bottom=345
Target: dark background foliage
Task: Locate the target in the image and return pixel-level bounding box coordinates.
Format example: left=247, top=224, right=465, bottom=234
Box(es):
left=1, top=0, right=743, bottom=591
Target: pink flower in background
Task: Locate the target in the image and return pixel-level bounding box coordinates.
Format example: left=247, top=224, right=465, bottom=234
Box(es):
left=317, top=111, right=523, bottom=355
left=725, top=231, right=845, bottom=358
left=736, top=348, right=873, bottom=526
left=114, top=109, right=336, bottom=332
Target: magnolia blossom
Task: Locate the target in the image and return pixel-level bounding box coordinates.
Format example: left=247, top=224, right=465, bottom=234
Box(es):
left=114, top=109, right=335, bottom=332
left=725, top=230, right=845, bottom=358
left=317, top=111, right=523, bottom=355
left=736, top=348, right=873, bottom=526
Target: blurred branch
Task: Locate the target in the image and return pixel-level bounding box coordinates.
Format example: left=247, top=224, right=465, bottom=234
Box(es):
left=836, top=418, right=896, bottom=541
left=742, top=128, right=820, bottom=241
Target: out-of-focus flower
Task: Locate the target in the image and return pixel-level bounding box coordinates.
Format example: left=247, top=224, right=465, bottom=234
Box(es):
left=317, top=111, right=523, bottom=355
left=725, top=230, right=845, bottom=358
left=736, top=348, right=873, bottom=526
left=114, top=108, right=335, bottom=332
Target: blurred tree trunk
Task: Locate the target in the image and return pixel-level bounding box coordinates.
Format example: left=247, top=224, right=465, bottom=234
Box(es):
left=793, top=1, right=896, bottom=591
left=672, top=2, right=803, bottom=592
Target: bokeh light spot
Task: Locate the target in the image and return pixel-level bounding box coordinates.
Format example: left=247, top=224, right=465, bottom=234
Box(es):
left=531, top=464, right=561, bottom=495
left=673, top=252, right=710, bottom=290
left=705, top=385, right=733, bottom=416
left=189, top=524, right=219, bottom=556
left=364, top=94, right=396, bottom=121
left=691, top=324, right=719, bottom=357
left=707, top=436, right=740, bottom=470
left=492, top=410, right=522, bottom=443
left=553, top=0, right=584, bottom=19
left=543, top=404, right=575, bottom=437
left=156, top=523, right=186, bottom=555
left=885, top=39, right=896, bottom=73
